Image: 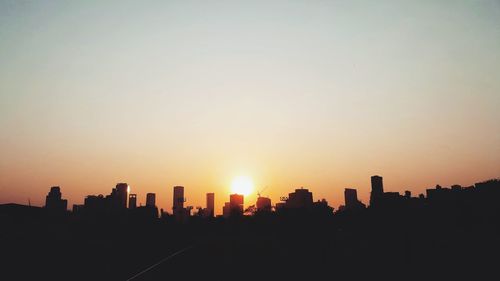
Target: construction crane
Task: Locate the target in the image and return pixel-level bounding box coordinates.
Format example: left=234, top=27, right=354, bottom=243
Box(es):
left=257, top=186, right=269, bottom=198
left=244, top=205, right=256, bottom=215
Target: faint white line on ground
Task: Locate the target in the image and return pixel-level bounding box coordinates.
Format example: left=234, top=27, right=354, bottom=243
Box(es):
left=126, top=245, right=195, bottom=281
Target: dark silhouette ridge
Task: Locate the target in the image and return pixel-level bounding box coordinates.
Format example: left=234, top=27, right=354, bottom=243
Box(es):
left=1, top=177, right=499, bottom=280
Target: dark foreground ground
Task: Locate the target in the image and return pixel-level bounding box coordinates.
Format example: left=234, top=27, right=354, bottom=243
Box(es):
left=2, top=207, right=500, bottom=281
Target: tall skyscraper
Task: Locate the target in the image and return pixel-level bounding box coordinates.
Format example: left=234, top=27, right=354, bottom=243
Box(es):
left=129, top=194, right=137, bottom=209
left=173, top=186, right=185, bottom=217
left=206, top=193, right=215, bottom=217
left=146, top=193, right=156, bottom=207
left=45, top=186, right=68, bottom=212
left=370, top=175, right=384, bottom=207
left=115, top=183, right=129, bottom=208
left=222, top=202, right=231, bottom=218
left=344, top=188, right=358, bottom=208
left=229, top=194, right=244, bottom=216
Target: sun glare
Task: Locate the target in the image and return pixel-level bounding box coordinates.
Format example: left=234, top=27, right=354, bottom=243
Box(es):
left=230, top=176, right=254, bottom=196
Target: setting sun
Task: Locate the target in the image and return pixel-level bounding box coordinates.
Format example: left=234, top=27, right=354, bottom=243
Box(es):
left=230, top=176, right=254, bottom=196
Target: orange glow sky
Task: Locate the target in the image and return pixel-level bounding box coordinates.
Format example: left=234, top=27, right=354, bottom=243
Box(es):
left=0, top=1, right=499, bottom=214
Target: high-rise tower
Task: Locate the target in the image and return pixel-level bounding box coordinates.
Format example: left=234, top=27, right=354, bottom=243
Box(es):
left=146, top=193, right=156, bottom=207
left=129, top=194, right=137, bottom=209
left=206, top=193, right=215, bottom=217
left=173, top=186, right=185, bottom=217
left=370, top=175, right=384, bottom=207
left=115, top=183, right=129, bottom=208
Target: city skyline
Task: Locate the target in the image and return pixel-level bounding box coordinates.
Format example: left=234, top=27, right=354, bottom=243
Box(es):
left=1, top=1, right=499, bottom=215
left=1, top=1, right=499, bottom=279
left=4, top=175, right=499, bottom=280
left=2, top=168, right=498, bottom=214
left=9, top=174, right=498, bottom=216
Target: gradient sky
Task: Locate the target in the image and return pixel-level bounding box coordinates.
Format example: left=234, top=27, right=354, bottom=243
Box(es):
left=1, top=0, right=499, bottom=214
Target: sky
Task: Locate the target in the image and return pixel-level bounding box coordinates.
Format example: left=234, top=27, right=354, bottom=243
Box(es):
left=0, top=0, right=499, bottom=214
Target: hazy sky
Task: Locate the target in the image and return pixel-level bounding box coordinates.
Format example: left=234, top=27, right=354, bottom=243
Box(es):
left=1, top=0, right=499, bottom=213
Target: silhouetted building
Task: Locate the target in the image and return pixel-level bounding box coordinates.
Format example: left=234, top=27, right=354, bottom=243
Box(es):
left=228, top=194, right=244, bottom=216
left=313, top=198, right=333, bottom=211
left=344, top=188, right=366, bottom=210
left=384, top=192, right=401, bottom=200
left=0, top=203, right=43, bottom=220
left=286, top=187, right=313, bottom=208
left=131, top=205, right=159, bottom=220
left=404, top=190, right=411, bottom=199
left=72, top=204, right=84, bottom=213
left=84, top=195, right=103, bottom=207
left=370, top=175, right=384, bottom=207
left=146, top=193, right=156, bottom=207
left=376, top=191, right=406, bottom=209
left=115, top=183, right=129, bottom=208
left=173, top=186, right=185, bottom=215
left=206, top=193, right=215, bottom=217
left=425, top=184, right=469, bottom=207
left=173, top=186, right=189, bottom=221
left=230, top=194, right=244, bottom=206
left=129, top=194, right=137, bottom=209
left=45, top=186, right=67, bottom=212
left=426, top=184, right=449, bottom=200
left=101, top=183, right=129, bottom=210
left=83, top=194, right=107, bottom=213
left=275, top=202, right=286, bottom=211
left=222, top=202, right=231, bottom=218
left=475, top=179, right=500, bottom=192
left=344, top=188, right=358, bottom=207
left=256, top=196, right=272, bottom=212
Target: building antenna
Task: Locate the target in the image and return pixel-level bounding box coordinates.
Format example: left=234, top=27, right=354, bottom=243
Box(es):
left=28, top=198, right=31, bottom=207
